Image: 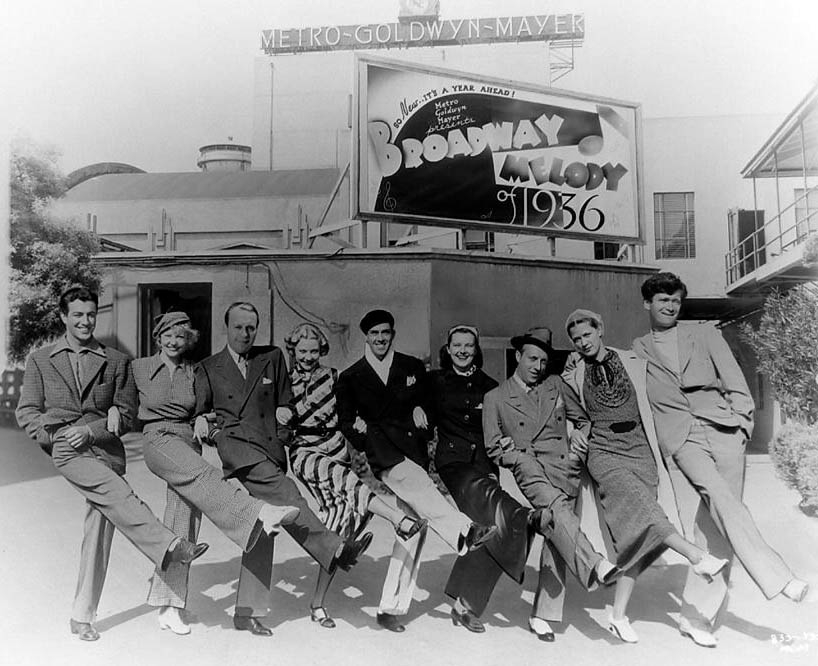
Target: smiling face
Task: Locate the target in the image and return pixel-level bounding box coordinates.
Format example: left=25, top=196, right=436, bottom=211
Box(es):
left=60, top=299, right=97, bottom=346
left=365, top=322, right=395, bottom=361
left=158, top=326, right=190, bottom=361
left=644, top=290, right=684, bottom=331
left=294, top=336, right=321, bottom=372
left=447, top=330, right=477, bottom=372
left=568, top=321, right=604, bottom=360
left=226, top=307, right=258, bottom=356
left=515, top=344, right=548, bottom=387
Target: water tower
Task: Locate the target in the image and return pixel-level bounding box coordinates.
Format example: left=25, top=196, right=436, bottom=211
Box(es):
left=197, top=143, right=252, bottom=171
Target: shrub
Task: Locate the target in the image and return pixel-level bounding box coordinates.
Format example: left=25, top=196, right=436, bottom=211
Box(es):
left=769, top=421, right=818, bottom=501
left=740, top=286, right=818, bottom=424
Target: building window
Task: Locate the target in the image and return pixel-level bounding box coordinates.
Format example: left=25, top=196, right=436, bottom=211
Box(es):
left=593, top=241, right=620, bottom=260
left=654, top=192, right=695, bottom=259
left=462, top=229, right=495, bottom=252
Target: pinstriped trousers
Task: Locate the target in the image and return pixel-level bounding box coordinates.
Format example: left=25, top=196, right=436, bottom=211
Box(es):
left=143, top=423, right=265, bottom=608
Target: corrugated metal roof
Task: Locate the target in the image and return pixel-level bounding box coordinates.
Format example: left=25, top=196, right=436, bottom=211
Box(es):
left=63, top=168, right=341, bottom=201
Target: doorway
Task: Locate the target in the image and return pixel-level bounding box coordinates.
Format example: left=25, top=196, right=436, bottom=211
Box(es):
left=139, top=283, right=212, bottom=362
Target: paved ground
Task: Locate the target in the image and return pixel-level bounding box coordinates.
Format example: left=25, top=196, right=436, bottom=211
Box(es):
left=1, top=423, right=816, bottom=666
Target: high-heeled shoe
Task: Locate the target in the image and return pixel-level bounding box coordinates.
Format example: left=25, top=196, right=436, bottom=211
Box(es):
left=310, top=606, right=336, bottom=629
left=528, top=616, right=555, bottom=642
left=395, top=516, right=428, bottom=540
left=692, top=553, right=729, bottom=580
left=158, top=607, right=190, bottom=635
left=607, top=615, right=638, bottom=643
left=451, top=607, right=485, bottom=633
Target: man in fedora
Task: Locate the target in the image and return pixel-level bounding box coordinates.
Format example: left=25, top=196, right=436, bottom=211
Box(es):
left=336, top=309, right=496, bottom=632
left=483, top=326, right=617, bottom=641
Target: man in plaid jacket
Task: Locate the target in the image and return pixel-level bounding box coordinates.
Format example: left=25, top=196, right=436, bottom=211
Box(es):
left=16, top=286, right=208, bottom=642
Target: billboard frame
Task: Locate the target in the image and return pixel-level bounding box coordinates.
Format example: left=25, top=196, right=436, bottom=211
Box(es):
left=352, top=54, right=645, bottom=245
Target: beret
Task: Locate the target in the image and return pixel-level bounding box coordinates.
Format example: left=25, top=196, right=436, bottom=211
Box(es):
left=360, top=309, right=395, bottom=333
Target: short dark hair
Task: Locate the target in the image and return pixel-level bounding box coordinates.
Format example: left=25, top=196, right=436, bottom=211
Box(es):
left=59, top=286, right=98, bottom=314
left=224, top=302, right=259, bottom=326
left=641, top=272, right=688, bottom=301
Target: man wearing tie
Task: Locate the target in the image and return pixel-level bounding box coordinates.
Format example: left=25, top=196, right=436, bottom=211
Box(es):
left=194, top=302, right=370, bottom=636
left=16, top=286, right=208, bottom=641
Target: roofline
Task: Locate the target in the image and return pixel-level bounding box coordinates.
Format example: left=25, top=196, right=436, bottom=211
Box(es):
left=91, top=246, right=660, bottom=275
left=741, top=79, right=818, bottom=178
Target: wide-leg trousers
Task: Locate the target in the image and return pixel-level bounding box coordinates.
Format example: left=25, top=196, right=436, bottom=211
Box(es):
left=675, top=420, right=793, bottom=628
left=51, top=432, right=176, bottom=623
left=142, top=423, right=265, bottom=608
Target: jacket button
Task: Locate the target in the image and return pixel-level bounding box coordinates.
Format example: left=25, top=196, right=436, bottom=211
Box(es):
left=560, top=454, right=565, bottom=459
left=470, top=444, right=476, bottom=450
left=519, top=422, right=524, bottom=426
left=408, top=432, right=413, bottom=437
left=228, top=395, right=233, bottom=399
left=557, top=415, right=563, bottom=421
left=464, top=414, right=470, bottom=421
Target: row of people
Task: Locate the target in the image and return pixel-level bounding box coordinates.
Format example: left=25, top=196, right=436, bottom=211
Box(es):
left=16, top=272, right=808, bottom=647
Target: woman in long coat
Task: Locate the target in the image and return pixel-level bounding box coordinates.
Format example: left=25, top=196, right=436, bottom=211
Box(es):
left=428, top=325, right=535, bottom=635
left=562, top=309, right=728, bottom=643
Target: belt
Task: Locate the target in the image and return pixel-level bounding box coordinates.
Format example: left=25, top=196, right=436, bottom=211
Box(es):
left=296, top=425, right=336, bottom=437
left=604, top=420, right=638, bottom=434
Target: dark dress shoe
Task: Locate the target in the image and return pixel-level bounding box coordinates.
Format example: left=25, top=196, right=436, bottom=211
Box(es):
left=70, top=619, right=100, bottom=642
left=376, top=612, right=406, bottom=633
left=233, top=616, right=273, bottom=636
left=335, top=531, right=373, bottom=572
left=163, top=539, right=209, bottom=569
left=463, top=523, right=498, bottom=551
left=451, top=608, right=485, bottom=633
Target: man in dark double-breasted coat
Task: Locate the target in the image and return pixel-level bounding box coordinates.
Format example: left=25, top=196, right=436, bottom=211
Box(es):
left=194, top=302, right=368, bottom=636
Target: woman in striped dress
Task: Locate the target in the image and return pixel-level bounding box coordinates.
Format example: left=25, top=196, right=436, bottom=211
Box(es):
left=283, top=323, right=426, bottom=628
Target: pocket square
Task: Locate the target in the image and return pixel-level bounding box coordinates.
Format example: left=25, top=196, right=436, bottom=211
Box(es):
left=262, top=377, right=273, bottom=384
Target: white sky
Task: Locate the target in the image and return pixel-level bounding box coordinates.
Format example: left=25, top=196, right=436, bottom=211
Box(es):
left=2, top=0, right=818, bottom=175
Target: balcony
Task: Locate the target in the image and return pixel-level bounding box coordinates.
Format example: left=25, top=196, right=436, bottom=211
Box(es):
left=725, top=82, right=818, bottom=295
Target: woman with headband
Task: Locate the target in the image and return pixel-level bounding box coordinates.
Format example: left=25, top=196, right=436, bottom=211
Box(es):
left=123, top=311, right=300, bottom=635
left=562, top=309, right=729, bottom=643
left=281, top=322, right=427, bottom=630
left=428, top=325, right=536, bottom=634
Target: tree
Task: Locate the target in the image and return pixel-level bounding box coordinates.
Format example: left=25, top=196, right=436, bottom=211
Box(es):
left=8, top=138, right=101, bottom=364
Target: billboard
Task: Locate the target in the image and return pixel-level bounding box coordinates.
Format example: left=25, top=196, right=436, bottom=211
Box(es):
left=353, top=57, right=644, bottom=243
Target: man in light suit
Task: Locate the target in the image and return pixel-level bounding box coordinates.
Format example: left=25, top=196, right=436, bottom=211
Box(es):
left=194, top=302, right=370, bottom=636
left=633, top=272, right=808, bottom=647
left=336, top=309, right=495, bottom=632
left=16, top=286, right=208, bottom=641
left=482, top=326, right=617, bottom=642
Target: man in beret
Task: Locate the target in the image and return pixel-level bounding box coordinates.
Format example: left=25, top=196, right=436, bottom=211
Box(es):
left=16, top=286, right=209, bottom=641
left=336, top=309, right=495, bottom=632
left=194, top=301, right=371, bottom=636
left=483, top=326, right=617, bottom=642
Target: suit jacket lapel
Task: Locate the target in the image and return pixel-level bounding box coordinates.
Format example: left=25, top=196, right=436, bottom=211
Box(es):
left=677, top=326, right=695, bottom=375
left=50, top=352, right=81, bottom=403
left=534, top=380, right=559, bottom=435
left=79, top=352, right=106, bottom=399
left=239, top=350, right=270, bottom=414
left=216, top=347, right=246, bottom=392
left=503, top=377, right=538, bottom=420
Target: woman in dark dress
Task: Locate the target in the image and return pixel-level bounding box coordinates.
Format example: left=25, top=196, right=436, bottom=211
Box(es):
left=428, top=325, right=535, bottom=635
left=562, top=309, right=728, bottom=643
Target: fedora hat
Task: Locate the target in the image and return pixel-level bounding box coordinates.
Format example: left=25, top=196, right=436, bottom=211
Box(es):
left=510, top=326, right=552, bottom=353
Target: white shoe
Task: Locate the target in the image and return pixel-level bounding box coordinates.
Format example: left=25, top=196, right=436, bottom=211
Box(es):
left=528, top=616, right=555, bottom=642
left=692, top=553, right=729, bottom=580
left=782, top=579, right=809, bottom=602
left=259, top=504, right=300, bottom=534
left=158, top=607, right=190, bottom=635
left=679, top=617, right=717, bottom=648
left=607, top=615, right=638, bottom=643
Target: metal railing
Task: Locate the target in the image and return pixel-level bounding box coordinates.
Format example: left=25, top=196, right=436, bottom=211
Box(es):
left=725, top=184, right=818, bottom=285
